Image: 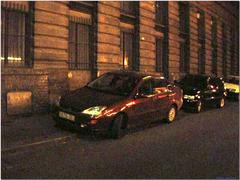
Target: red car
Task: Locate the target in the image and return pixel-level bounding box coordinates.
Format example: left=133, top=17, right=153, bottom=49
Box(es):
left=53, top=70, right=183, bottom=138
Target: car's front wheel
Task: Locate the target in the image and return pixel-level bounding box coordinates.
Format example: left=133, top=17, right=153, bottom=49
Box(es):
left=109, top=114, right=126, bottom=139
left=217, top=97, right=225, bottom=108
left=166, top=105, right=177, bottom=123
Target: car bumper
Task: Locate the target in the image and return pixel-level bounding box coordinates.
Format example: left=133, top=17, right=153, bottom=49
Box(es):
left=52, top=107, right=114, bottom=133
left=182, top=99, right=199, bottom=109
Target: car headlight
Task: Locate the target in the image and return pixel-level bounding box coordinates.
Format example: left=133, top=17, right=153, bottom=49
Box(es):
left=82, top=106, right=107, bottom=118
left=184, top=95, right=195, bottom=100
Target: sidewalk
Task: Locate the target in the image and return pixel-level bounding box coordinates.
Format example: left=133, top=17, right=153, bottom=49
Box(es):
left=1, top=113, right=72, bottom=151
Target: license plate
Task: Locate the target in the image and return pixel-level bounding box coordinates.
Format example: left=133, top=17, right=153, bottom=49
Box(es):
left=59, top=111, right=75, bottom=122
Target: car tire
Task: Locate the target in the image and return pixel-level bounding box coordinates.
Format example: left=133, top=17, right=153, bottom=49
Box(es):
left=217, top=97, right=225, bottom=108
left=195, top=101, right=202, bottom=113
left=109, top=114, right=126, bottom=139
left=166, top=105, right=177, bottom=123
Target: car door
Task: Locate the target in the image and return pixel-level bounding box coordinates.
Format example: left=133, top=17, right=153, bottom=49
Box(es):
left=127, top=78, right=156, bottom=127
left=151, top=78, right=171, bottom=121
left=204, top=77, right=218, bottom=103
left=212, top=78, right=225, bottom=101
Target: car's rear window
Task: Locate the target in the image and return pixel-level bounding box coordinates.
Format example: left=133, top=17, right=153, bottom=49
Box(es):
left=179, top=75, right=208, bottom=89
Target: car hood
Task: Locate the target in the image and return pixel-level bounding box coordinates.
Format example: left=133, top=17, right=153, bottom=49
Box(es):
left=182, top=86, right=201, bottom=95
left=60, top=86, right=126, bottom=112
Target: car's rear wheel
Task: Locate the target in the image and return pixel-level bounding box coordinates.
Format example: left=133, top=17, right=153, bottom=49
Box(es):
left=195, top=101, right=202, bottom=113
left=109, top=114, right=126, bottom=139
left=166, top=105, right=177, bottom=123
left=217, top=97, right=225, bottom=108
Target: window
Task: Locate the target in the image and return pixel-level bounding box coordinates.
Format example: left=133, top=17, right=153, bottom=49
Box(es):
left=120, top=1, right=136, bottom=16
left=1, top=6, right=32, bottom=67
left=156, top=38, right=167, bottom=74
left=230, top=28, right=235, bottom=75
left=197, top=9, right=205, bottom=74
left=120, top=2, right=139, bottom=71
left=222, top=23, right=227, bottom=77
left=68, top=2, right=96, bottom=70
left=179, top=2, right=190, bottom=73
left=155, top=2, right=168, bottom=32
left=179, top=2, right=189, bottom=35
left=180, top=40, right=189, bottom=73
left=197, top=10, right=205, bottom=43
left=198, top=45, right=205, bottom=74
left=156, top=39, right=163, bottom=72
left=69, top=22, right=90, bottom=70
left=121, top=30, right=133, bottom=70
left=211, top=16, right=217, bottom=75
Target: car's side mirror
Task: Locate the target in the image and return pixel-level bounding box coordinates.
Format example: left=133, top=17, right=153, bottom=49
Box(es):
left=167, top=84, right=174, bottom=90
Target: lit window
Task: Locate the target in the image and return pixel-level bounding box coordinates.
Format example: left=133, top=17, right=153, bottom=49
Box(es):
left=1, top=8, right=32, bottom=67
left=120, top=31, right=133, bottom=70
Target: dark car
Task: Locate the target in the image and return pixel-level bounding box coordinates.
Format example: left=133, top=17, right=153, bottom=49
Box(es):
left=53, top=70, right=183, bottom=139
left=175, top=74, right=226, bottom=113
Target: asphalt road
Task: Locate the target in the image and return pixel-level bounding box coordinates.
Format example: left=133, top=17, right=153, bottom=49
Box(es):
left=2, top=101, right=239, bottom=179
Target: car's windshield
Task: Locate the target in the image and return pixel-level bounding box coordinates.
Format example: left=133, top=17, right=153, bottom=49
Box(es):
left=87, top=73, right=140, bottom=96
left=179, top=75, right=207, bottom=89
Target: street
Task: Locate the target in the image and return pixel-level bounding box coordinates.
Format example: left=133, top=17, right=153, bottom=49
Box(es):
left=2, top=101, right=239, bottom=179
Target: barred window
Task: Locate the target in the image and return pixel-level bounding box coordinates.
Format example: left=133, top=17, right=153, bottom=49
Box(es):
left=69, top=21, right=90, bottom=70
left=155, top=2, right=168, bottom=32
left=180, top=40, right=189, bottom=73
left=156, top=39, right=163, bottom=72
left=197, top=9, right=205, bottom=74
left=121, top=30, right=133, bottom=70
left=1, top=8, right=31, bottom=67
left=179, top=2, right=189, bottom=35
left=222, top=23, right=227, bottom=77
left=120, top=1, right=136, bottom=16
left=197, top=10, right=205, bottom=43
left=156, top=38, right=168, bottom=74
left=68, top=1, right=96, bottom=70
left=211, top=16, right=217, bottom=75
left=179, top=2, right=190, bottom=74
left=230, top=28, right=235, bottom=75
left=198, top=45, right=205, bottom=74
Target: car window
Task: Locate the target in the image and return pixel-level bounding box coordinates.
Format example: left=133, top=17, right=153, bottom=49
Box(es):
left=179, top=75, right=208, bottom=89
left=153, top=78, right=168, bottom=94
left=138, top=79, right=154, bottom=96
left=87, top=73, right=140, bottom=96
left=209, top=78, right=224, bottom=90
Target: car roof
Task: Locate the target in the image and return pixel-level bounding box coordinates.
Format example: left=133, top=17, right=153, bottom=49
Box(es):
left=109, top=70, right=165, bottom=80
left=184, top=74, right=223, bottom=80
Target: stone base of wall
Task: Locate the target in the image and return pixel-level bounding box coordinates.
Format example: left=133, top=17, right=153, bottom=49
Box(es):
left=1, top=68, right=49, bottom=118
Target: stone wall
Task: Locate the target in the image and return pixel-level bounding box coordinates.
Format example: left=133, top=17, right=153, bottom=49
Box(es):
left=1, top=69, right=49, bottom=117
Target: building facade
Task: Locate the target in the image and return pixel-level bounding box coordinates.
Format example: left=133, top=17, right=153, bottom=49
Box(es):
left=1, top=1, right=239, bottom=116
